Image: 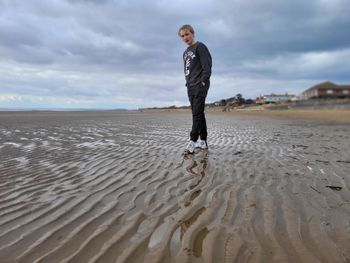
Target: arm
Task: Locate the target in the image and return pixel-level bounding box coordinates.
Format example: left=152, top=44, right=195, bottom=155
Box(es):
left=183, top=51, right=189, bottom=86
left=198, top=43, right=212, bottom=84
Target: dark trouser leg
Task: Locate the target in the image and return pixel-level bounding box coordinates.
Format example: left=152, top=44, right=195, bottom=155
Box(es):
left=189, top=95, right=207, bottom=142
left=200, top=112, right=207, bottom=141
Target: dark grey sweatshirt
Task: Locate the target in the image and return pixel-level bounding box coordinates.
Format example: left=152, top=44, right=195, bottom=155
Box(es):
left=183, top=41, right=212, bottom=97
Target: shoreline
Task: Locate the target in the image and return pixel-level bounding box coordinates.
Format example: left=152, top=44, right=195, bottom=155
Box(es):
left=1, top=107, right=349, bottom=124
left=142, top=107, right=350, bottom=124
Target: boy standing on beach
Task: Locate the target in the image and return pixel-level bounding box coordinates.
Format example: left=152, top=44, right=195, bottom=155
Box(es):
left=178, top=24, right=212, bottom=154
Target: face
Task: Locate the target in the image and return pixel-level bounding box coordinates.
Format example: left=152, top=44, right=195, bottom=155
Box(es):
left=179, top=29, right=195, bottom=46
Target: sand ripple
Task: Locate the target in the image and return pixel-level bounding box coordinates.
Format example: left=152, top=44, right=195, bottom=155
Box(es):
left=1, top=111, right=350, bottom=262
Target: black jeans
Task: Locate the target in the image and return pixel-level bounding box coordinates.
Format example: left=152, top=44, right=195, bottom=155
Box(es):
left=188, top=95, right=207, bottom=142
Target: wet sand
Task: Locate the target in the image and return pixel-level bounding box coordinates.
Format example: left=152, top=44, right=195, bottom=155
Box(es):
left=0, top=111, right=350, bottom=262
left=220, top=109, right=350, bottom=124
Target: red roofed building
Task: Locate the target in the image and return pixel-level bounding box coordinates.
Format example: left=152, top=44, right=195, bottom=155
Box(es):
left=301, top=81, right=350, bottom=100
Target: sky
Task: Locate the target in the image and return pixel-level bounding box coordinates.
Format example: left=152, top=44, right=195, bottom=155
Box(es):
left=1, top=0, right=350, bottom=109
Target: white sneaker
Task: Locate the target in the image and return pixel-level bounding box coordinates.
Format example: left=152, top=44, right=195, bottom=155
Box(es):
left=185, top=140, right=196, bottom=154
left=196, top=139, right=208, bottom=149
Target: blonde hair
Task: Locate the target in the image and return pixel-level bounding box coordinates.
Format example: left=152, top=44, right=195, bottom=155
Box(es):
left=178, top=24, right=195, bottom=36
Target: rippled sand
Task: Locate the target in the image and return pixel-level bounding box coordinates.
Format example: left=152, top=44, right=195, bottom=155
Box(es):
left=0, top=111, right=350, bottom=263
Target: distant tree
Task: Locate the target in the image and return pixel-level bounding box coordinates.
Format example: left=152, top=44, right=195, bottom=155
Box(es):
left=235, top=93, right=245, bottom=105
left=220, top=99, right=227, bottom=106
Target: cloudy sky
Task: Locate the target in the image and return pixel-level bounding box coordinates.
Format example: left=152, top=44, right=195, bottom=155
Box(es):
left=1, top=0, right=350, bottom=109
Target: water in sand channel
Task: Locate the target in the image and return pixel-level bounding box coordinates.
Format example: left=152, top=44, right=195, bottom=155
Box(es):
left=0, top=111, right=350, bottom=263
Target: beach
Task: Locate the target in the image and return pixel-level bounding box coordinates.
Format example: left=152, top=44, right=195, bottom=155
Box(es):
left=0, top=110, right=350, bottom=262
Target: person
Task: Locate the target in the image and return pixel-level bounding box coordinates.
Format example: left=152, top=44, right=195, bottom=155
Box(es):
left=178, top=24, right=212, bottom=154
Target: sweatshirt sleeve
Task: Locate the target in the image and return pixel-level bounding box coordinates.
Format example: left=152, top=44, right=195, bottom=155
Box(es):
left=198, top=43, right=212, bottom=83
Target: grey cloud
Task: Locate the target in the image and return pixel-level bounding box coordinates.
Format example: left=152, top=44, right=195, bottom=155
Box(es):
left=1, top=1, right=179, bottom=73
left=1, top=0, right=350, bottom=109
left=0, top=24, right=42, bottom=48
left=206, top=0, right=350, bottom=59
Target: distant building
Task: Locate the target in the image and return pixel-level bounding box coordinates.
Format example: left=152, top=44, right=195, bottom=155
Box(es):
left=301, top=81, right=350, bottom=100
left=257, top=93, right=295, bottom=104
